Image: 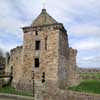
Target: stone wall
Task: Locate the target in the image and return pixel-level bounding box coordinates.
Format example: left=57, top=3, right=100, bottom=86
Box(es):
left=58, top=27, right=69, bottom=89
left=23, top=25, right=60, bottom=98
left=5, top=46, right=25, bottom=90
left=68, top=48, right=79, bottom=86
left=78, top=68, right=100, bottom=80
left=58, top=26, right=79, bottom=88
left=80, top=75, right=100, bottom=80
left=79, top=68, right=100, bottom=73
left=0, top=56, right=5, bottom=75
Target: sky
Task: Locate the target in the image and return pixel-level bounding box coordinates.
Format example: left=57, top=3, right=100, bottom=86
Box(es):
left=0, top=0, right=100, bottom=68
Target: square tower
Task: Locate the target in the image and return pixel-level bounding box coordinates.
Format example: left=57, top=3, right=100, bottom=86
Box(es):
left=22, top=9, right=79, bottom=98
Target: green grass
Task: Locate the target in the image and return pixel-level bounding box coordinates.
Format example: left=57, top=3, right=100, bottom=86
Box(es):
left=0, top=85, right=33, bottom=97
left=68, top=80, right=100, bottom=94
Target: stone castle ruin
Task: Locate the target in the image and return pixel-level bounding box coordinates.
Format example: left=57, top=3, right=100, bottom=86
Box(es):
left=5, top=9, right=79, bottom=99
left=4, top=8, right=100, bottom=100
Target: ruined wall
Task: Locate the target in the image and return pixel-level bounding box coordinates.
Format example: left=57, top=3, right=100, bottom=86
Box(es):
left=78, top=68, right=100, bottom=80
left=58, top=27, right=79, bottom=88
left=58, top=28, right=69, bottom=89
left=67, top=48, right=79, bottom=86
left=0, top=56, right=5, bottom=75
left=79, top=68, right=100, bottom=73
left=7, top=46, right=24, bottom=89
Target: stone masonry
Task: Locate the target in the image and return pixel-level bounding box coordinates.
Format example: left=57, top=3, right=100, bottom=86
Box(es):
left=5, top=9, right=79, bottom=99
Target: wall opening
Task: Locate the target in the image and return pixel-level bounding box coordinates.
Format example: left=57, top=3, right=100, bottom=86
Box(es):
left=35, top=58, right=39, bottom=68
left=11, top=66, right=13, bottom=75
left=42, top=72, right=45, bottom=83
left=45, top=37, right=47, bottom=50
left=35, top=31, right=38, bottom=35
left=35, top=40, right=40, bottom=50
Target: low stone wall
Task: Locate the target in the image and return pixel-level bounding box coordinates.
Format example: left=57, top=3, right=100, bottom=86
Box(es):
left=80, top=76, right=100, bottom=80
left=79, top=68, right=100, bottom=73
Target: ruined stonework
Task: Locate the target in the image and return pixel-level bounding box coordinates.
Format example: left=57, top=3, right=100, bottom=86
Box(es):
left=0, top=56, right=5, bottom=75
left=6, top=9, right=79, bottom=97
left=79, top=68, right=100, bottom=73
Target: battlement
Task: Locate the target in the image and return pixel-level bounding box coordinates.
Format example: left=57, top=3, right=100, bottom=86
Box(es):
left=10, top=46, right=23, bottom=55
left=69, top=47, right=77, bottom=56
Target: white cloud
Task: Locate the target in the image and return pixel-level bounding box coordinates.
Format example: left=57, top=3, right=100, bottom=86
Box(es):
left=72, top=39, right=100, bottom=50
left=69, top=24, right=100, bottom=37
left=0, top=39, right=17, bottom=52
left=78, top=56, right=100, bottom=68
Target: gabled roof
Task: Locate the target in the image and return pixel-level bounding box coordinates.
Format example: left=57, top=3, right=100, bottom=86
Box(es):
left=32, top=9, right=58, bottom=27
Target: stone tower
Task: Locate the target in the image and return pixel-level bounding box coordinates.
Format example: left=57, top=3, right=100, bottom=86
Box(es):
left=22, top=9, right=79, bottom=99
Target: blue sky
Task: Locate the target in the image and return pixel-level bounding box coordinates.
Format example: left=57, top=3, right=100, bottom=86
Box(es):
left=0, top=0, right=100, bottom=68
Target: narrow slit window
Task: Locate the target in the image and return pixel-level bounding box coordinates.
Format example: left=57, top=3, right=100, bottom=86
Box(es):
left=35, top=58, right=39, bottom=68
left=35, top=31, right=38, bottom=35
left=42, top=72, right=45, bottom=83
left=45, top=37, right=47, bottom=50
left=35, top=41, right=40, bottom=50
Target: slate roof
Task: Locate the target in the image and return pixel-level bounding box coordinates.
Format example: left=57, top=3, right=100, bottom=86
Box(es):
left=32, top=9, right=58, bottom=27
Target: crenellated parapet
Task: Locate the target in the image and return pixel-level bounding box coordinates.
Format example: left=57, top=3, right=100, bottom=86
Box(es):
left=10, top=46, right=23, bottom=55
left=68, top=47, right=77, bottom=63
left=69, top=47, right=77, bottom=57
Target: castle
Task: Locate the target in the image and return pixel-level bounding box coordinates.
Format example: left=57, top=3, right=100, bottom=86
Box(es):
left=5, top=9, right=79, bottom=99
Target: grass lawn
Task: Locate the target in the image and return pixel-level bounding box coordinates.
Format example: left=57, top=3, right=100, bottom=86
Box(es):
left=68, top=80, right=100, bottom=94
left=0, top=85, right=33, bottom=97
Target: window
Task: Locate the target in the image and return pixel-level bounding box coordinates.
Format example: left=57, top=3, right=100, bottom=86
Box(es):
left=35, top=58, right=39, bottom=68
left=42, top=72, right=45, bottom=83
left=11, top=66, right=13, bottom=75
left=45, top=37, right=47, bottom=50
left=35, top=41, right=40, bottom=50
left=35, top=31, right=38, bottom=35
